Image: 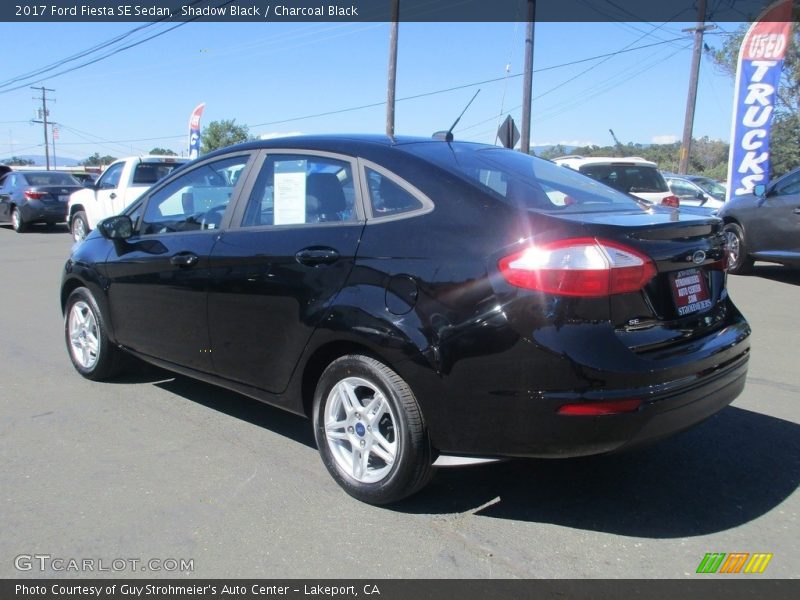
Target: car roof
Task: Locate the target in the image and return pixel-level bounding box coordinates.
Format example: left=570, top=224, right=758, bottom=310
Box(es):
left=196, top=134, right=495, bottom=164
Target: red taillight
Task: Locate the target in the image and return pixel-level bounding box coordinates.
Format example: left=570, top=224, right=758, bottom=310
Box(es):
left=498, top=238, right=657, bottom=297
left=557, top=399, right=642, bottom=415
left=24, top=190, right=46, bottom=200
left=661, top=195, right=680, bottom=208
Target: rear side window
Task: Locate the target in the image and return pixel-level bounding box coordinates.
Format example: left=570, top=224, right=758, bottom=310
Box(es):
left=241, top=155, right=358, bottom=227
left=365, top=168, right=423, bottom=216
left=580, top=164, right=668, bottom=194
left=402, top=143, right=646, bottom=214
left=132, top=162, right=182, bottom=185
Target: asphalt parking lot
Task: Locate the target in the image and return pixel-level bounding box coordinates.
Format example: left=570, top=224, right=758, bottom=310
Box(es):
left=0, top=223, right=797, bottom=579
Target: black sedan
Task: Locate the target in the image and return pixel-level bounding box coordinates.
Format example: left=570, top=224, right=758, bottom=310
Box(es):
left=0, top=170, right=83, bottom=232
left=60, top=136, right=750, bottom=504
left=718, top=166, right=800, bottom=274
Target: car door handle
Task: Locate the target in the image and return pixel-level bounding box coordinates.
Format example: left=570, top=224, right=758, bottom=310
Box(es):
left=170, top=252, right=199, bottom=268
left=295, top=247, right=340, bottom=266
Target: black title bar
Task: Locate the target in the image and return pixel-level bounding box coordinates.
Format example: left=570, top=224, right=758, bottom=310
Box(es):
left=3, top=0, right=795, bottom=23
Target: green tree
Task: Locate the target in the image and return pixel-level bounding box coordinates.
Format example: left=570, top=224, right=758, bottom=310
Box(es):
left=537, top=144, right=570, bottom=160
left=710, top=15, right=799, bottom=177
left=3, top=156, right=35, bottom=166
left=80, top=152, right=117, bottom=166
left=149, top=147, right=177, bottom=156
left=200, top=119, right=251, bottom=154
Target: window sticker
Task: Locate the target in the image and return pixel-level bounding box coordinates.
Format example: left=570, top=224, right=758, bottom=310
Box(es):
left=274, top=160, right=307, bottom=225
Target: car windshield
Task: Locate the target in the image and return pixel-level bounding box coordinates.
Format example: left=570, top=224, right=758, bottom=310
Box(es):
left=22, top=172, right=80, bottom=186
left=578, top=164, right=669, bottom=194
left=402, top=142, right=647, bottom=213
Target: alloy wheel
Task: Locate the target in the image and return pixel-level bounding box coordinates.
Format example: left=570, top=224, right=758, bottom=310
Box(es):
left=68, top=300, right=100, bottom=370
left=323, top=377, right=398, bottom=483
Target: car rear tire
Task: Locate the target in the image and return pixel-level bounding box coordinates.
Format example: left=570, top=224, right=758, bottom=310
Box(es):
left=11, top=207, right=27, bottom=233
left=65, top=287, right=126, bottom=381
left=71, top=210, right=89, bottom=242
left=724, top=222, right=754, bottom=275
left=313, top=355, right=433, bottom=504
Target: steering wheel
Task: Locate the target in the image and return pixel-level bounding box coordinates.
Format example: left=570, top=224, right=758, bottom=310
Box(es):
left=201, top=204, right=227, bottom=230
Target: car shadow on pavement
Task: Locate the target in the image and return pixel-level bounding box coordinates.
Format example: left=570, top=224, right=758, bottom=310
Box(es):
left=398, top=406, right=800, bottom=538
left=0, top=224, right=69, bottom=234
left=153, top=374, right=317, bottom=450
left=744, top=264, right=800, bottom=286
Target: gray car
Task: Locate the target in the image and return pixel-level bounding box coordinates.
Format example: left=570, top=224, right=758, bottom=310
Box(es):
left=718, top=166, right=800, bottom=274
left=0, top=170, right=83, bottom=232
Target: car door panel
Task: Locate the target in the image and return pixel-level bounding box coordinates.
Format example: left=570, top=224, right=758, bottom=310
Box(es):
left=206, top=150, right=365, bottom=393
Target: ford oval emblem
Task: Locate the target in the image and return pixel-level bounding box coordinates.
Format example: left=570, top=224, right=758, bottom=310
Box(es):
left=692, top=250, right=706, bottom=264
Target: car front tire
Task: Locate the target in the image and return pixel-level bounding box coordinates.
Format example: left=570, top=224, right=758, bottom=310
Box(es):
left=11, top=207, right=27, bottom=233
left=65, top=287, right=126, bottom=380
left=71, top=210, right=89, bottom=242
left=724, top=222, right=754, bottom=275
left=313, top=355, right=433, bottom=504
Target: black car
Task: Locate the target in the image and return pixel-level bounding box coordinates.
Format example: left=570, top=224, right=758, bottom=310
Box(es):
left=0, top=170, right=83, bottom=232
left=60, top=136, right=750, bottom=504
left=718, top=167, right=800, bottom=274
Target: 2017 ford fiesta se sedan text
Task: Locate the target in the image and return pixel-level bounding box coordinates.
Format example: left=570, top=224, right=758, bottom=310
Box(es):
left=60, top=136, right=751, bottom=504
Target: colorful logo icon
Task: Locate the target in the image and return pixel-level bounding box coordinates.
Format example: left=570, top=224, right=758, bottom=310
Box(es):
left=696, top=553, right=773, bottom=574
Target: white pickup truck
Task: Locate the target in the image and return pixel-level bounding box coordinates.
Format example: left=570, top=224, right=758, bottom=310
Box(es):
left=68, top=155, right=188, bottom=241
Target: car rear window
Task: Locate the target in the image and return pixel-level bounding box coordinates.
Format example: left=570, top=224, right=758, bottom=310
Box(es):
left=133, top=162, right=183, bottom=185
left=579, top=164, right=668, bottom=194
left=402, top=143, right=647, bottom=214
left=22, top=172, right=80, bottom=186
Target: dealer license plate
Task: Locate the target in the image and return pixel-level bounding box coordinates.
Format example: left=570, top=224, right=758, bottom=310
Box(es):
left=670, top=268, right=712, bottom=316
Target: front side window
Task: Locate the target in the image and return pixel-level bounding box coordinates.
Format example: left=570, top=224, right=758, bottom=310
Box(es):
left=140, top=155, right=249, bottom=235
left=774, top=170, right=800, bottom=196
left=97, top=162, right=124, bottom=189
left=242, top=154, right=357, bottom=227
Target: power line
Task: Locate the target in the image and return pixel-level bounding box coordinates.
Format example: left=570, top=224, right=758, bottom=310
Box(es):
left=0, top=0, right=233, bottom=94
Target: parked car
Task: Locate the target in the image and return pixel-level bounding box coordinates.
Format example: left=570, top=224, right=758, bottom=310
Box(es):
left=61, top=136, right=750, bottom=504
left=552, top=156, right=680, bottom=207
left=683, top=174, right=727, bottom=201
left=68, top=155, right=188, bottom=242
left=663, top=174, right=724, bottom=210
left=0, top=170, right=83, bottom=232
left=717, top=166, right=800, bottom=274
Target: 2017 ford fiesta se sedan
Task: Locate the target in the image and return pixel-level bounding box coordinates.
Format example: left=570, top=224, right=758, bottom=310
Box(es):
left=60, top=136, right=751, bottom=504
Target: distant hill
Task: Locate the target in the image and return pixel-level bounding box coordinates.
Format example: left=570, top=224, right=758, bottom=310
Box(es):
left=0, top=155, right=81, bottom=167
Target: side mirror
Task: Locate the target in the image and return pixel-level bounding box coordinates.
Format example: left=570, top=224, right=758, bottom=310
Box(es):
left=83, top=180, right=96, bottom=189
left=753, top=183, right=766, bottom=197
left=98, top=215, right=133, bottom=240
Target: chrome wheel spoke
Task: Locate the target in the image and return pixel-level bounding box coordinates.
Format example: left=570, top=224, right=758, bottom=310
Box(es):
left=67, top=300, right=100, bottom=370
left=364, top=393, right=386, bottom=423
left=370, top=433, right=395, bottom=465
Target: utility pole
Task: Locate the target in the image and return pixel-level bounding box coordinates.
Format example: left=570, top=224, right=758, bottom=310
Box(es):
left=678, top=0, right=714, bottom=174
left=31, top=86, right=55, bottom=170
left=519, top=0, right=536, bottom=154
left=386, top=0, right=399, bottom=137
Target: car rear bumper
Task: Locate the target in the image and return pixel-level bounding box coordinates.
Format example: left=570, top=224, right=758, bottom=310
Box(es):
left=430, top=350, right=748, bottom=459
left=409, top=306, right=751, bottom=459
left=21, top=200, right=68, bottom=223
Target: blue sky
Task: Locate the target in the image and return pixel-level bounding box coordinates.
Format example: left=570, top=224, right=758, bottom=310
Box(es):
left=0, top=19, right=744, bottom=162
